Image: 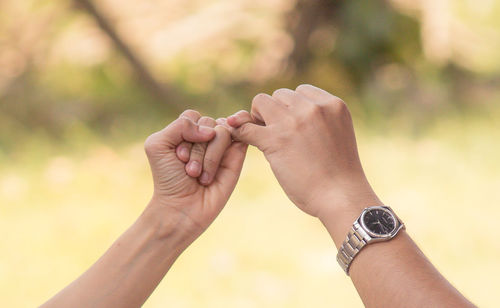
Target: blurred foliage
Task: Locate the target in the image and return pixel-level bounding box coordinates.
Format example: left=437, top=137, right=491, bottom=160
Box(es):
left=1, top=0, right=500, bottom=157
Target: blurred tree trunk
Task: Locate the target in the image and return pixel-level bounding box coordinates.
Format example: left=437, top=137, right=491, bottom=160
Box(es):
left=286, top=0, right=342, bottom=73
left=74, top=0, right=183, bottom=112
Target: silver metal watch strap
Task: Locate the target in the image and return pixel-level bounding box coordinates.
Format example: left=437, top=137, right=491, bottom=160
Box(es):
left=336, top=224, right=367, bottom=275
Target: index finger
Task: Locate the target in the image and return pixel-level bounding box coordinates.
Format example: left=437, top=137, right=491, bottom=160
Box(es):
left=295, top=84, right=342, bottom=105
left=250, top=93, right=286, bottom=125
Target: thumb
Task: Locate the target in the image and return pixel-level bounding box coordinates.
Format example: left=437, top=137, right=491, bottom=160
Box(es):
left=146, top=117, right=215, bottom=153
left=163, top=117, right=216, bottom=145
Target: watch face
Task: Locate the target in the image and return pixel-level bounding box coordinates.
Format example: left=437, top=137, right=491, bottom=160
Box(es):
left=362, top=207, right=397, bottom=236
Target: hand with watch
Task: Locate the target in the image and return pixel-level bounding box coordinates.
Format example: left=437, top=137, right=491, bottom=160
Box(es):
left=228, top=84, right=476, bottom=308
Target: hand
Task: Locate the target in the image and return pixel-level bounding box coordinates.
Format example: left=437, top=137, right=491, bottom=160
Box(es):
left=227, top=84, right=380, bottom=220
left=144, top=110, right=248, bottom=239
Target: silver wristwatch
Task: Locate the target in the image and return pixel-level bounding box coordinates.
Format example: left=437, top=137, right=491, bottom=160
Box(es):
left=337, top=205, right=405, bottom=275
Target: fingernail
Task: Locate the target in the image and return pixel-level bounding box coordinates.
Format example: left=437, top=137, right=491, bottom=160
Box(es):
left=200, top=171, right=210, bottom=184
left=188, top=161, right=201, bottom=176
left=180, top=147, right=189, bottom=160
left=199, top=125, right=214, bottom=135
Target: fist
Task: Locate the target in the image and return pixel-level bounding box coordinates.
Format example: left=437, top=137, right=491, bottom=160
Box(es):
left=144, top=110, right=248, bottom=235
left=227, top=85, right=379, bottom=218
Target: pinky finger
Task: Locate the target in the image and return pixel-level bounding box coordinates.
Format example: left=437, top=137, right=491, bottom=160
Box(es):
left=227, top=110, right=257, bottom=128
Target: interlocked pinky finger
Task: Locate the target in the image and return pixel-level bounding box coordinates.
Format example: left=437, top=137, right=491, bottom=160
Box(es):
left=186, top=116, right=216, bottom=177
left=227, top=110, right=255, bottom=128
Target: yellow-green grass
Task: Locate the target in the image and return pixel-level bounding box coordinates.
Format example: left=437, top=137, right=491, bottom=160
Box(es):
left=1, top=115, right=499, bottom=307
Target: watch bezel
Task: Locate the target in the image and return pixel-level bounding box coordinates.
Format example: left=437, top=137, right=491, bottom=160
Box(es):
left=359, top=206, right=399, bottom=239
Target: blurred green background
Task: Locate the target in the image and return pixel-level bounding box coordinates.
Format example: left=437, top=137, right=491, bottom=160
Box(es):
left=1, top=0, right=500, bottom=307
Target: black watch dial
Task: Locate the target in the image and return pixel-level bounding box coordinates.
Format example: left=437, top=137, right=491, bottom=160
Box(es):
left=362, top=208, right=396, bottom=236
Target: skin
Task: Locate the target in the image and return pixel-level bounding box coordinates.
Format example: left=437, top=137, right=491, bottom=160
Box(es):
left=226, top=84, right=476, bottom=308
left=41, top=85, right=475, bottom=307
left=40, top=112, right=247, bottom=307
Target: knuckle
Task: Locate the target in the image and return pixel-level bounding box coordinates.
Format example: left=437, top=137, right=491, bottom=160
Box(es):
left=307, top=103, right=324, bottom=117
left=295, top=84, right=315, bottom=92
left=292, top=104, right=323, bottom=128
left=144, top=133, right=159, bottom=154
left=180, top=109, right=201, bottom=118
left=330, top=99, right=349, bottom=115
left=236, top=109, right=251, bottom=116
left=177, top=117, right=191, bottom=130
left=272, top=88, right=291, bottom=98
left=252, top=93, right=268, bottom=105
left=198, top=116, right=215, bottom=124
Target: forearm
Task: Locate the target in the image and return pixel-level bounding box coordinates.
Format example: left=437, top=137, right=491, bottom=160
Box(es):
left=316, top=189, right=475, bottom=308
left=41, top=200, right=194, bottom=308
left=228, top=85, right=475, bottom=306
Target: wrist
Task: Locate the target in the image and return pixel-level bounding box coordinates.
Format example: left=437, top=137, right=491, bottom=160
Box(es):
left=138, top=197, right=202, bottom=253
left=313, top=180, right=383, bottom=248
